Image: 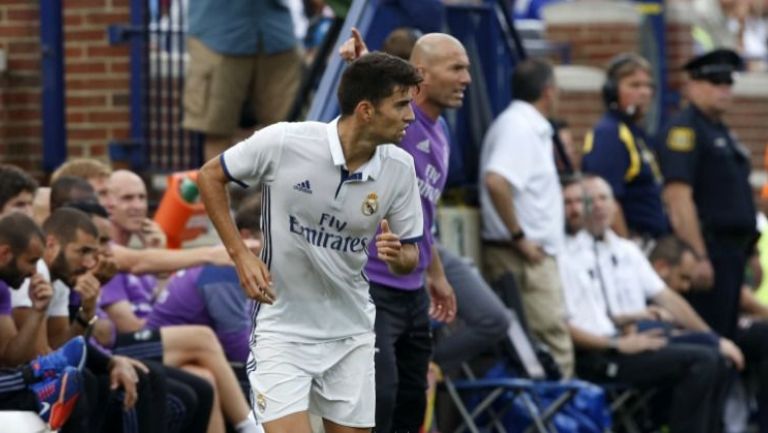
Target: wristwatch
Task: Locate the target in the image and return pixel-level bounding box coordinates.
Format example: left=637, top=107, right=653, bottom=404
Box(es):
left=511, top=229, right=525, bottom=242
left=75, top=308, right=98, bottom=329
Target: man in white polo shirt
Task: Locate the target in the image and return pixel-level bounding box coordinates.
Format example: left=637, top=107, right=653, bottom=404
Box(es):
left=198, top=52, right=424, bottom=433
left=562, top=175, right=735, bottom=433
left=479, top=58, right=573, bottom=377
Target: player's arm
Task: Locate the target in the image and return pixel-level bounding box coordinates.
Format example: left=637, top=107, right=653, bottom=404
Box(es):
left=112, top=243, right=234, bottom=275
left=375, top=219, right=419, bottom=275
left=663, top=182, right=707, bottom=260
left=741, top=287, right=768, bottom=319
left=198, top=157, right=275, bottom=304
left=425, top=244, right=456, bottom=323
left=484, top=172, right=544, bottom=263
left=663, top=182, right=713, bottom=289
left=3, top=275, right=52, bottom=363
left=10, top=307, right=49, bottom=353
left=103, top=300, right=146, bottom=333
left=651, top=289, right=709, bottom=331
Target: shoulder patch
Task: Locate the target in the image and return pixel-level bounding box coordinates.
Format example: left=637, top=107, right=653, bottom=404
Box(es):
left=583, top=130, right=594, bottom=154
left=667, top=127, right=695, bottom=152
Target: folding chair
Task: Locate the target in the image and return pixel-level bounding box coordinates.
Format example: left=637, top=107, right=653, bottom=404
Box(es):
left=440, top=311, right=587, bottom=433
left=444, top=374, right=582, bottom=433
left=601, top=384, right=656, bottom=433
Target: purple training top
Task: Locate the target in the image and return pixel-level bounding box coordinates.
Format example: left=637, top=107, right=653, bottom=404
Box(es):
left=0, top=280, right=10, bottom=316
left=146, top=265, right=251, bottom=363
left=99, top=272, right=157, bottom=320
left=365, top=104, right=450, bottom=290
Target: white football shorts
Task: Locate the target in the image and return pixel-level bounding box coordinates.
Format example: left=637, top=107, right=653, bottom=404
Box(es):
left=247, top=332, right=376, bottom=428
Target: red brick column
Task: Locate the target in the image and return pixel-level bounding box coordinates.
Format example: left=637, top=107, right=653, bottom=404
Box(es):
left=63, top=0, right=130, bottom=160
left=0, top=1, right=43, bottom=177
left=0, top=0, right=132, bottom=177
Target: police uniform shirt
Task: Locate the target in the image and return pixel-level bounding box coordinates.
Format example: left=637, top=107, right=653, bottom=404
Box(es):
left=582, top=111, right=668, bottom=237
left=221, top=120, right=424, bottom=343
left=658, top=104, right=755, bottom=234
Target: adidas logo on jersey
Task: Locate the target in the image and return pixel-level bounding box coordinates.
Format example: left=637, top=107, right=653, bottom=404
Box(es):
left=416, top=139, right=430, bottom=153
left=293, top=180, right=312, bottom=194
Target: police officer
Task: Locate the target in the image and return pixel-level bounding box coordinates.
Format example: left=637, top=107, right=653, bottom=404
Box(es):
left=658, top=48, right=757, bottom=338
left=582, top=52, right=668, bottom=240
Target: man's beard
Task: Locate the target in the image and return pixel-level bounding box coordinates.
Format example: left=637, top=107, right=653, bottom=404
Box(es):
left=0, top=260, right=29, bottom=288
left=49, top=251, right=74, bottom=285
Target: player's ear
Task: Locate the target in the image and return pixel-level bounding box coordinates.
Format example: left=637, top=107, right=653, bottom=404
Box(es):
left=355, top=100, right=374, bottom=122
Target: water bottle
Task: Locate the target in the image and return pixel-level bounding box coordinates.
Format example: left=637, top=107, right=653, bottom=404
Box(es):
left=179, top=176, right=199, bottom=203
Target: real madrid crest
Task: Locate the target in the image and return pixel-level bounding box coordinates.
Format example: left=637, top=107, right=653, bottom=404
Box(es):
left=256, top=393, right=267, bottom=412
left=362, top=192, right=379, bottom=216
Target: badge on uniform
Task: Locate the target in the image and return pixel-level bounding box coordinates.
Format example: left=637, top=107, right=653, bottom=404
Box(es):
left=362, top=192, right=379, bottom=216
left=667, top=127, right=694, bottom=152
left=256, top=393, right=267, bottom=412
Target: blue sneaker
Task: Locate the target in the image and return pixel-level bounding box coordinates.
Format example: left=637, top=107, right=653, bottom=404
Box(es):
left=30, top=366, right=82, bottom=430
left=30, top=336, right=87, bottom=379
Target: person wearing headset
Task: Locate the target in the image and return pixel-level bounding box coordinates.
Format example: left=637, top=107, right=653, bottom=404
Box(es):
left=581, top=53, right=669, bottom=242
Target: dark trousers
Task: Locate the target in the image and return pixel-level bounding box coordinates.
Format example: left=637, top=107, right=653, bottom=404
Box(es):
left=371, top=282, right=432, bottom=433
left=685, top=240, right=747, bottom=338
left=735, top=321, right=768, bottom=433
left=0, top=387, right=36, bottom=411
left=433, top=246, right=510, bottom=374
left=162, top=364, right=214, bottom=433
left=576, top=344, right=724, bottom=433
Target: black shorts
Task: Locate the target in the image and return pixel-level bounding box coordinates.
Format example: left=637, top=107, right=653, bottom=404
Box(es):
left=112, top=329, right=164, bottom=361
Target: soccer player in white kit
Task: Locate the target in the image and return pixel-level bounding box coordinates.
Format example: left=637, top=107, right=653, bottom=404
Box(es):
left=198, top=52, right=425, bottom=433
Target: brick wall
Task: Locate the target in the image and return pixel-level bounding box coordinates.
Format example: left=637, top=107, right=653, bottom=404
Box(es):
left=544, top=0, right=768, bottom=187
left=0, top=1, right=130, bottom=179
left=64, top=0, right=130, bottom=160
left=543, top=1, right=641, bottom=69
left=0, top=1, right=43, bottom=177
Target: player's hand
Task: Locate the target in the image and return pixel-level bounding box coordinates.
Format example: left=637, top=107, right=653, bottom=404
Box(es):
left=646, top=305, right=674, bottom=323
left=234, top=250, right=275, bottom=304
left=93, top=255, right=119, bottom=285
left=692, top=259, right=714, bottom=290
left=108, top=355, right=147, bottom=410
left=616, top=329, right=667, bottom=354
left=137, top=219, right=167, bottom=248
left=28, top=274, right=53, bottom=312
left=376, top=220, right=402, bottom=263
left=74, top=273, right=101, bottom=316
left=339, top=27, right=368, bottom=62
left=427, top=275, right=457, bottom=323
left=719, top=337, right=745, bottom=371
left=514, top=239, right=545, bottom=264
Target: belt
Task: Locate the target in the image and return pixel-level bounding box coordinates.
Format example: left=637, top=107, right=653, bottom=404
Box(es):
left=482, top=239, right=512, bottom=248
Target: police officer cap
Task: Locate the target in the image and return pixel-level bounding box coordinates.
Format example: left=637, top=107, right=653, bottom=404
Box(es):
left=683, top=48, right=743, bottom=84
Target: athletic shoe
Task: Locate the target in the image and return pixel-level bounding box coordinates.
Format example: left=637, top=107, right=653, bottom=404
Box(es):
left=30, top=366, right=83, bottom=430
left=29, top=336, right=87, bottom=379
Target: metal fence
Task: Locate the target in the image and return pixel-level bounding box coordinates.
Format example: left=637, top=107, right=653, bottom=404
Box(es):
left=110, top=0, right=202, bottom=172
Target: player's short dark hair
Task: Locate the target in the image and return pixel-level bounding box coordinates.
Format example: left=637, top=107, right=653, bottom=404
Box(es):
left=337, top=52, right=422, bottom=116
left=0, top=212, right=44, bottom=255
left=382, top=27, right=422, bottom=60
left=649, top=236, right=694, bottom=266
left=43, top=207, right=98, bottom=245
left=0, top=164, right=38, bottom=210
left=512, top=58, right=554, bottom=103
left=50, top=176, right=96, bottom=212
left=63, top=200, right=109, bottom=219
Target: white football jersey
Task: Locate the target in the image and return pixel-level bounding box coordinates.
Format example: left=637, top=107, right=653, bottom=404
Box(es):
left=222, top=119, right=423, bottom=343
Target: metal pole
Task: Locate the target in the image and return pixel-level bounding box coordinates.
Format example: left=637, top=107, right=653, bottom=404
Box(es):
left=40, top=0, right=67, bottom=171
